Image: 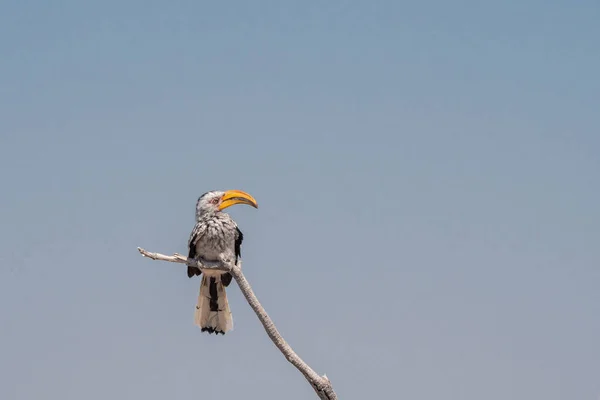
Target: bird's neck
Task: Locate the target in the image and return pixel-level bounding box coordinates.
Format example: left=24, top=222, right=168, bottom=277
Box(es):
left=196, top=210, right=223, bottom=221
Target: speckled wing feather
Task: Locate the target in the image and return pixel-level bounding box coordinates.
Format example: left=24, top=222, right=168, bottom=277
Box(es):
left=220, top=226, right=243, bottom=287
left=234, top=226, right=243, bottom=264
left=187, top=221, right=206, bottom=278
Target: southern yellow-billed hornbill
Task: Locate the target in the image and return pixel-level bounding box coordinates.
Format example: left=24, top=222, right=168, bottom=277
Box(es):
left=187, top=190, right=258, bottom=334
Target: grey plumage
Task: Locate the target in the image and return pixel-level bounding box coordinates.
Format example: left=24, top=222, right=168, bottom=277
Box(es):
left=186, top=190, right=257, bottom=335
left=188, top=212, right=240, bottom=263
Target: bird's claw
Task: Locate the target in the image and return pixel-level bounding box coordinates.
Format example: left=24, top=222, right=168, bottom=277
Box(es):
left=218, top=254, right=232, bottom=266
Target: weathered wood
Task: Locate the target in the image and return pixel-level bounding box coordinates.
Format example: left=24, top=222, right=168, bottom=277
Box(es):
left=137, top=247, right=337, bottom=399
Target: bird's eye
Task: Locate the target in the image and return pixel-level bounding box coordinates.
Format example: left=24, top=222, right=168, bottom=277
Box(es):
left=211, top=198, right=219, bottom=204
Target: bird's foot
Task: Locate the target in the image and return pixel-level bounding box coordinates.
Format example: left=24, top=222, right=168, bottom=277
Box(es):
left=195, top=255, right=232, bottom=271
left=194, top=257, right=220, bottom=269
left=218, top=253, right=233, bottom=267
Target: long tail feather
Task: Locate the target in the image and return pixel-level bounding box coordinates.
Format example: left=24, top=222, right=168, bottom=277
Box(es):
left=194, top=275, right=233, bottom=334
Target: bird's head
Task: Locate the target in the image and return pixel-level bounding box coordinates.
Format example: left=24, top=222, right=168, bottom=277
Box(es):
left=195, top=190, right=258, bottom=219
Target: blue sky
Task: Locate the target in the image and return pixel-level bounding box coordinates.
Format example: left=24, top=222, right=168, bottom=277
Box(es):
left=1, top=1, right=599, bottom=399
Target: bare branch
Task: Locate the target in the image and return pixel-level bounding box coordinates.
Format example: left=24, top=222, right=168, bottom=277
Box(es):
left=137, top=247, right=338, bottom=400
left=137, top=247, right=230, bottom=271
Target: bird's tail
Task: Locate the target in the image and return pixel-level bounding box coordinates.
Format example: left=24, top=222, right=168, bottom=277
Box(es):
left=195, top=274, right=233, bottom=335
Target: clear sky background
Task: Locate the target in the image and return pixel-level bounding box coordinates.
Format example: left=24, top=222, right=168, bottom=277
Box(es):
left=1, top=1, right=599, bottom=399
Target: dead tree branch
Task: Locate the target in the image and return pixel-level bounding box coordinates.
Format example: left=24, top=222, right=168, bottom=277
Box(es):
left=137, top=247, right=338, bottom=400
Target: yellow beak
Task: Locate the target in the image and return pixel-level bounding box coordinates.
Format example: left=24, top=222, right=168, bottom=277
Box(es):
left=218, top=190, right=258, bottom=211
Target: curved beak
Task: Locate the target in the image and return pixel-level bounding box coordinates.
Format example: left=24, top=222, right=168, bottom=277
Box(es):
left=218, top=190, right=258, bottom=211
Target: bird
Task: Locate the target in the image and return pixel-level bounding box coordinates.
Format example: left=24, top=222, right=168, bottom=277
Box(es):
left=187, top=189, right=258, bottom=335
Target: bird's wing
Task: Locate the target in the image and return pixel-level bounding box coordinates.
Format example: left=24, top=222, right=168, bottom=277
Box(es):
left=187, top=222, right=206, bottom=278
left=234, top=226, right=244, bottom=264
left=221, top=225, right=243, bottom=287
